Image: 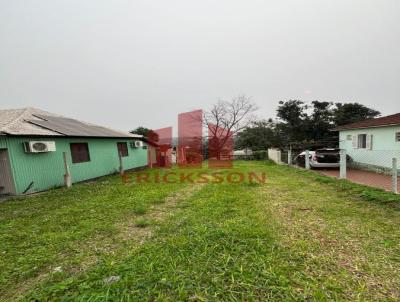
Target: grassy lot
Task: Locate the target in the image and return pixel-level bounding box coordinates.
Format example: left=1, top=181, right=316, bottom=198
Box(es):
left=0, top=161, right=399, bottom=301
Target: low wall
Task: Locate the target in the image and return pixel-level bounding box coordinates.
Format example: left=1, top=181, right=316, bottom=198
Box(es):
left=349, top=161, right=400, bottom=176
left=268, top=148, right=282, bottom=164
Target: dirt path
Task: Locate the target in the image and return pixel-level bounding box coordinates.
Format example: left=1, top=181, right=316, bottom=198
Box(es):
left=118, top=183, right=205, bottom=242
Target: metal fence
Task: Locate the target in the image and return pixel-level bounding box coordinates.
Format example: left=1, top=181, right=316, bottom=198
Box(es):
left=280, top=148, right=399, bottom=194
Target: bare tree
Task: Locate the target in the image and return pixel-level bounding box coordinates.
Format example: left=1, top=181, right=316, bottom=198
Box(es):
left=204, top=95, right=257, bottom=160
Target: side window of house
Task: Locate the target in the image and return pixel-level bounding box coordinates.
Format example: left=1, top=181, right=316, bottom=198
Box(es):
left=357, top=134, right=367, bottom=149
left=346, top=135, right=352, bottom=141
left=352, top=134, right=373, bottom=150
left=70, top=143, right=90, bottom=163
left=396, top=132, right=400, bottom=142
left=117, top=142, right=128, bottom=157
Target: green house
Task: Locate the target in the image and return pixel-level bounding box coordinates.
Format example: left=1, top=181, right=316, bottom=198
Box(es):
left=333, top=113, right=400, bottom=173
left=0, top=108, right=148, bottom=195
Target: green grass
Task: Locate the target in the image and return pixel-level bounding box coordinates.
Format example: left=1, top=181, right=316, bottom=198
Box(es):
left=132, top=203, right=148, bottom=215
left=0, top=161, right=399, bottom=301
left=134, top=218, right=152, bottom=228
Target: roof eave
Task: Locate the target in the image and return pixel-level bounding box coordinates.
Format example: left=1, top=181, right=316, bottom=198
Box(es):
left=332, top=123, right=400, bottom=132
left=0, top=133, right=142, bottom=139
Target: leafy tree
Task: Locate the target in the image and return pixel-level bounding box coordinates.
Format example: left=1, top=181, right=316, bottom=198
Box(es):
left=235, top=120, right=279, bottom=151
left=275, top=100, right=380, bottom=145
left=333, top=103, right=380, bottom=126
left=308, top=101, right=334, bottom=140
left=130, top=126, right=159, bottom=142
left=276, top=100, right=309, bottom=143
left=130, top=126, right=150, bottom=137
left=276, top=100, right=307, bottom=128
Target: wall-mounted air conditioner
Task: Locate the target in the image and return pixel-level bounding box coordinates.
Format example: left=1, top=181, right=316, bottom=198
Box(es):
left=130, top=140, right=143, bottom=148
left=24, top=141, right=56, bottom=153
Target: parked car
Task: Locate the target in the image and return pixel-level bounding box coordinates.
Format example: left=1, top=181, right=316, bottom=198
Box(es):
left=294, top=148, right=350, bottom=169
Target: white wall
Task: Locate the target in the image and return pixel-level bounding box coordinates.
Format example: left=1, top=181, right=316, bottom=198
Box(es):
left=339, top=125, right=400, bottom=168
left=268, top=148, right=282, bottom=164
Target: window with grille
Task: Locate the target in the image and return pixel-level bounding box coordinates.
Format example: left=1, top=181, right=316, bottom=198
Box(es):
left=70, top=143, right=90, bottom=163
left=396, top=132, right=400, bottom=142
left=117, top=142, right=128, bottom=157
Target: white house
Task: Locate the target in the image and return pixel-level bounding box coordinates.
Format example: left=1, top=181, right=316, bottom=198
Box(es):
left=233, top=148, right=253, bottom=159
left=333, top=113, right=400, bottom=172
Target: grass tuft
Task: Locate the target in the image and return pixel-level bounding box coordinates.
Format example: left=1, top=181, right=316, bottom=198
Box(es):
left=134, top=218, right=151, bottom=228
left=132, top=203, right=148, bottom=215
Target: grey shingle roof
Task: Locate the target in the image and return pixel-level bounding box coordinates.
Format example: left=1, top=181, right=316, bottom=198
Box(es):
left=0, top=107, right=141, bottom=138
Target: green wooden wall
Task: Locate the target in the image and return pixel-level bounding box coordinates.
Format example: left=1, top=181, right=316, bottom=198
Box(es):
left=0, top=138, right=6, bottom=148
left=0, top=136, right=147, bottom=194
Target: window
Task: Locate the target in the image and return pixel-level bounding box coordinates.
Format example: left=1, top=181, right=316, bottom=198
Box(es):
left=346, top=135, right=352, bottom=141
left=117, top=142, right=128, bottom=157
left=396, top=132, right=400, bottom=142
left=70, top=143, right=90, bottom=163
left=358, top=134, right=367, bottom=149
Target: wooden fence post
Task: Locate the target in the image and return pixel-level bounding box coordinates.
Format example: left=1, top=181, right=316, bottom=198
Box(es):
left=392, top=158, right=398, bottom=194
left=340, top=149, right=347, bottom=179
left=63, top=152, right=72, bottom=188
left=288, top=149, right=292, bottom=165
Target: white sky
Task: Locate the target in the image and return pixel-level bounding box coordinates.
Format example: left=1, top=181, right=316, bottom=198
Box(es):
left=1, top=0, right=399, bottom=133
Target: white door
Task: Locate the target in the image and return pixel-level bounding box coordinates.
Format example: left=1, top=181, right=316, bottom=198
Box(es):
left=0, top=149, right=15, bottom=195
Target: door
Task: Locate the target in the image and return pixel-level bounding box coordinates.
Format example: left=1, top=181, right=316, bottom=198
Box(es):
left=0, top=149, right=15, bottom=195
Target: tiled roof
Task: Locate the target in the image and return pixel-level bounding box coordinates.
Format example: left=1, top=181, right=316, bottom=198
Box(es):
left=332, top=113, right=400, bottom=131
left=0, top=107, right=142, bottom=138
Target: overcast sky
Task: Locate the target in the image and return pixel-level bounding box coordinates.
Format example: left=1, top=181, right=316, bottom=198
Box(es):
left=0, top=0, right=399, bottom=133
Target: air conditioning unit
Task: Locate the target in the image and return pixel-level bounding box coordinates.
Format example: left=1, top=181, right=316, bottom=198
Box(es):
left=130, top=140, right=143, bottom=148
left=24, top=141, right=56, bottom=153
left=133, top=141, right=143, bottom=148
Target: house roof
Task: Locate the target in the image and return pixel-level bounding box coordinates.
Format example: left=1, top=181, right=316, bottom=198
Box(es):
left=0, top=107, right=142, bottom=138
left=332, top=113, right=400, bottom=131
